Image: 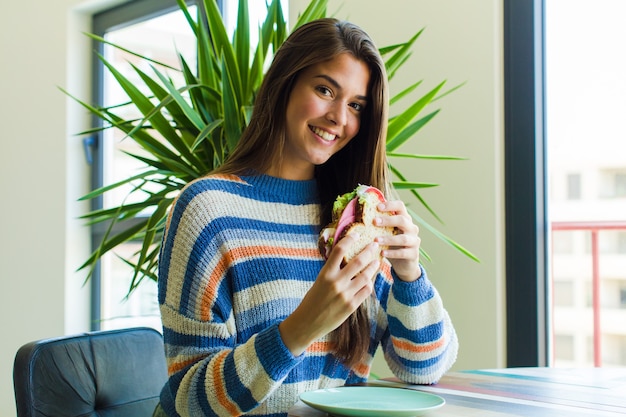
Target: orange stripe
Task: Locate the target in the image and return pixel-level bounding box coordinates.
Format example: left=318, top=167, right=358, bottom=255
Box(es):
left=168, top=356, right=202, bottom=375
left=200, top=245, right=320, bottom=320
left=200, top=254, right=231, bottom=321
left=392, top=336, right=446, bottom=353
left=210, top=173, right=248, bottom=183
left=353, top=361, right=371, bottom=377
left=379, top=261, right=393, bottom=283
left=306, top=341, right=335, bottom=354
left=212, top=351, right=241, bottom=416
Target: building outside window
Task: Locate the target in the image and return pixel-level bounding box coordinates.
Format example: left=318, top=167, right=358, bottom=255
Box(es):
left=547, top=0, right=626, bottom=367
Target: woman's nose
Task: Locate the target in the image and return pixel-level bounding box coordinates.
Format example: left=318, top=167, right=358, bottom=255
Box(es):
left=326, top=102, right=347, bottom=126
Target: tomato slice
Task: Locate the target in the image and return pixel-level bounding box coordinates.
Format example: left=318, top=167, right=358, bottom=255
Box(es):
left=362, top=186, right=386, bottom=202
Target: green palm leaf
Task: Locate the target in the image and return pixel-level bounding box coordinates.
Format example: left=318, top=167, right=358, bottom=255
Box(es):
left=234, top=0, right=251, bottom=95
left=387, top=81, right=446, bottom=143
left=203, top=0, right=243, bottom=102
left=408, top=207, right=480, bottom=262
left=387, top=110, right=440, bottom=152
left=150, top=64, right=207, bottom=131
left=388, top=152, right=465, bottom=161
left=132, top=197, right=173, bottom=288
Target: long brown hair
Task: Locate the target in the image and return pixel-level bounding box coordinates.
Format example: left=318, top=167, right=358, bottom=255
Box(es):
left=214, top=18, right=391, bottom=368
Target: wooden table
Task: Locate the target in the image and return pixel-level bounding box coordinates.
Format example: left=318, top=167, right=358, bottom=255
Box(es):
left=288, top=367, right=626, bottom=416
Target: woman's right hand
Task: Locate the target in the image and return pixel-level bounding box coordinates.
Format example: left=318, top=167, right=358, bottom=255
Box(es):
left=278, top=233, right=381, bottom=356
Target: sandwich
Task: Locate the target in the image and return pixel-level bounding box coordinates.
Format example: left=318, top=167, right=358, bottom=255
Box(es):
left=318, top=184, right=397, bottom=263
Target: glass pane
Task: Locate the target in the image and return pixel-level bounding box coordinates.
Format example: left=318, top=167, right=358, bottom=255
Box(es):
left=100, top=242, right=161, bottom=330
left=546, top=0, right=626, bottom=367
left=97, top=2, right=290, bottom=330
left=102, top=7, right=197, bottom=211
left=99, top=7, right=197, bottom=330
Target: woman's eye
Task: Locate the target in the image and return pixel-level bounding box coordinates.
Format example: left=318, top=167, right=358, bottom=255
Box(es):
left=350, top=102, right=364, bottom=112
left=316, top=86, right=332, bottom=96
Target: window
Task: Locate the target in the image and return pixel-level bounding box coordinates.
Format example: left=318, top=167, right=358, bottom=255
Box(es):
left=546, top=0, right=626, bottom=368
left=91, top=0, right=198, bottom=330
left=617, top=173, right=626, bottom=197
left=600, top=170, right=626, bottom=198
left=553, top=281, right=574, bottom=307
left=566, top=173, right=581, bottom=200
left=508, top=0, right=626, bottom=367
left=619, top=232, right=626, bottom=254
left=600, top=231, right=626, bottom=254
left=90, top=0, right=287, bottom=330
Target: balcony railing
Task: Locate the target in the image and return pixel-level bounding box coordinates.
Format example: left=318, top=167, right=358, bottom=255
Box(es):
left=551, top=220, right=626, bottom=367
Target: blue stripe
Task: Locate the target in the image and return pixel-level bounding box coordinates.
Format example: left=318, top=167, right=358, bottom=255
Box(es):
left=158, top=179, right=212, bottom=305
left=387, top=318, right=444, bottom=342
left=235, top=298, right=301, bottom=335
left=159, top=371, right=184, bottom=416
left=373, top=272, right=391, bottom=307
left=241, top=174, right=319, bottom=205
left=194, top=360, right=218, bottom=416
left=230, top=257, right=319, bottom=291
left=163, top=326, right=235, bottom=349
left=283, top=354, right=348, bottom=383
left=223, top=353, right=257, bottom=410
left=386, top=344, right=450, bottom=371
left=254, top=325, right=303, bottom=380
left=391, top=271, right=435, bottom=306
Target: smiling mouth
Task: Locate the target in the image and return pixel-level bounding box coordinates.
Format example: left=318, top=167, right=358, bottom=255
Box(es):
left=310, top=126, right=337, bottom=142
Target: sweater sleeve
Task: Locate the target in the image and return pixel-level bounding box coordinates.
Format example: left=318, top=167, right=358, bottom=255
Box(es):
left=157, top=185, right=304, bottom=416
left=378, top=265, right=458, bottom=384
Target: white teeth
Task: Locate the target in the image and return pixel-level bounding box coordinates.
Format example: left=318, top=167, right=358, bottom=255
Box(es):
left=311, top=126, right=337, bottom=141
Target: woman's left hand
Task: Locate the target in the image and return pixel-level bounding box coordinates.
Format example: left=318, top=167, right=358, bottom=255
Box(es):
left=373, top=200, right=422, bottom=282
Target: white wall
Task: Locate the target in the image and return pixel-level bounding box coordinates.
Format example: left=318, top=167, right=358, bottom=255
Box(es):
left=0, top=0, right=504, bottom=415
left=0, top=0, right=122, bottom=414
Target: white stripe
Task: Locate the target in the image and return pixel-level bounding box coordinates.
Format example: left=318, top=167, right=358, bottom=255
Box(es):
left=387, top=290, right=444, bottom=331
left=235, top=279, right=313, bottom=312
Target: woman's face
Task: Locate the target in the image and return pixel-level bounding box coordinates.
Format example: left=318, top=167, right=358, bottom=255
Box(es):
left=273, top=53, right=371, bottom=180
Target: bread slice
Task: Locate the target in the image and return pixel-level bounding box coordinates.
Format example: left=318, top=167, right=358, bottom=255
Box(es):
left=339, top=190, right=396, bottom=262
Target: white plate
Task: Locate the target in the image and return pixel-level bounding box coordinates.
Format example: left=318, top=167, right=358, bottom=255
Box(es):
left=299, top=386, right=445, bottom=417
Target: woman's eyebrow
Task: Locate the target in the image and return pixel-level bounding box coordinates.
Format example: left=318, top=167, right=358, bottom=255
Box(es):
left=314, top=74, right=368, bottom=102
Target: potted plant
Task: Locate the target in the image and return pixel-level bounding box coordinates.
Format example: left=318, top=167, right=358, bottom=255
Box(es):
left=64, top=0, right=477, bottom=294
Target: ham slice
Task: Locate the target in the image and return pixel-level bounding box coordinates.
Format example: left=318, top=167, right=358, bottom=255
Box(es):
left=333, top=197, right=357, bottom=244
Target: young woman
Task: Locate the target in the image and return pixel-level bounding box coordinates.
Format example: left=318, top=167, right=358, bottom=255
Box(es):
left=155, top=17, right=458, bottom=417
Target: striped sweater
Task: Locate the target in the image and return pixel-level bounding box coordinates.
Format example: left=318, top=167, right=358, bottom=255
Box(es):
left=157, top=173, right=458, bottom=417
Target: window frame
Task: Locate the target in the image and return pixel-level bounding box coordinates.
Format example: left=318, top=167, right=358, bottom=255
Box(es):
left=504, top=0, right=549, bottom=367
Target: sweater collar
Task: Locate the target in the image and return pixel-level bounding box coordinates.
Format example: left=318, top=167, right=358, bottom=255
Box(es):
left=241, top=172, right=319, bottom=204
